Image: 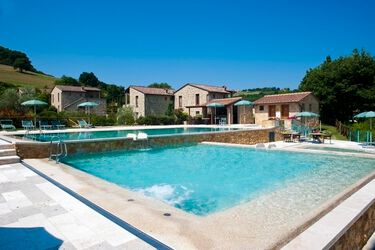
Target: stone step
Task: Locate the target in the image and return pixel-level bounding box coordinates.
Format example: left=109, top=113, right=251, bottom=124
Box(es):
left=0, top=144, right=14, bottom=150
left=0, top=149, right=16, bottom=157
left=0, top=156, right=20, bottom=165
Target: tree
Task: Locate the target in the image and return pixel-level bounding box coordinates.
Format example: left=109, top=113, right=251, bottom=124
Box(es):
left=148, top=82, right=172, bottom=89
left=299, top=49, right=375, bottom=124
left=0, top=45, right=36, bottom=72
left=79, top=72, right=101, bottom=87
left=0, top=89, right=21, bottom=111
left=13, top=58, right=29, bottom=72
left=54, top=75, right=80, bottom=86
left=116, top=106, right=135, bottom=125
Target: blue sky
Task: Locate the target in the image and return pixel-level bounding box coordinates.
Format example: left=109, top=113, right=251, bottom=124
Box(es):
left=1, top=0, right=374, bottom=90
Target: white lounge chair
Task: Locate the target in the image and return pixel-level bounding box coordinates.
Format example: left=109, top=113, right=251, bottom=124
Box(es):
left=137, top=132, right=148, bottom=140
left=126, top=133, right=137, bottom=141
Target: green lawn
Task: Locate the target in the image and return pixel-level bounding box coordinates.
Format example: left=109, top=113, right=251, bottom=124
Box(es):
left=0, top=64, right=56, bottom=89
left=321, top=124, right=348, bottom=140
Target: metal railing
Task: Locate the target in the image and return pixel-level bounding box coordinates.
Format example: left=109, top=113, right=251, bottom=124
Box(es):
left=48, top=136, right=68, bottom=164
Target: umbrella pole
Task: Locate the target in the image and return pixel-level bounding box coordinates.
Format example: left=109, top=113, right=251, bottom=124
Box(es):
left=34, top=105, right=36, bottom=129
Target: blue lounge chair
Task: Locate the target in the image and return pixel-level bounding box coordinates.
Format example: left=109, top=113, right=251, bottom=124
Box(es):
left=51, top=120, right=66, bottom=130
left=78, top=119, right=93, bottom=128
left=22, top=120, right=34, bottom=130
left=39, top=120, right=52, bottom=130
left=0, top=119, right=16, bottom=131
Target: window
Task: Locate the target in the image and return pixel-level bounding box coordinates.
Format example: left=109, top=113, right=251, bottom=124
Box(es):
left=301, top=103, right=305, bottom=111
left=195, top=94, right=200, bottom=105
left=135, top=96, right=139, bottom=108
left=309, top=104, right=312, bottom=111
left=135, top=112, right=139, bottom=118
left=213, top=94, right=216, bottom=98
left=196, top=111, right=200, bottom=115
left=57, top=93, right=60, bottom=102
left=178, top=96, right=182, bottom=108
left=259, top=105, right=264, bottom=111
left=164, top=97, right=167, bottom=101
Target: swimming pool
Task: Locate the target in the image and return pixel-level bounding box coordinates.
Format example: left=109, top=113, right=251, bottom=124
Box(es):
left=62, top=144, right=375, bottom=216
left=20, top=127, right=240, bottom=142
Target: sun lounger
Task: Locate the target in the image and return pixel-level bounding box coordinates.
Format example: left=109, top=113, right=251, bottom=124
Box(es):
left=0, top=119, right=16, bottom=130
left=137, top=132, right=148, bottom=140
left=78, top=119, right=93, bottom=128
left=126, top=133, right=137, bottom=140
left=21, top=120, right=34, bottom=130
left=51, top=120, right=66, bottom=130
left=39, top=120, right=52, bottom=130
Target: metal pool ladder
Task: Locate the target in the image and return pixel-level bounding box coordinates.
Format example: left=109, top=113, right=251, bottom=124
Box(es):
left=48, top=136, right=68, bottom=164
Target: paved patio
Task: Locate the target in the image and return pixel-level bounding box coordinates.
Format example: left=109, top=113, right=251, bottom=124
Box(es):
left=0, top=163, right=154, bottom=249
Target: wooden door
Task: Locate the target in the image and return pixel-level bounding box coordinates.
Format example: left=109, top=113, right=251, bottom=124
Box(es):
left=281, top=104, right=289, bottom=119
left=268, top=105, right=276, bottom=119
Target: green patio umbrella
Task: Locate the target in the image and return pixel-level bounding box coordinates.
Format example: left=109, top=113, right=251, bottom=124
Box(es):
left=21, top=99, right=48, bottom=126
left=295, top=111, right=319, bottom=117
left=295, top=111, right=320, bottom=132
left=234, top=100, right=253, bottom=106
left=354, top=111, right=375, bottom=129
left=235, top=100, right=253, bottom=124
left=207, top=102, right=224, bottom=124
left=77, top=101, right=98, bottom=123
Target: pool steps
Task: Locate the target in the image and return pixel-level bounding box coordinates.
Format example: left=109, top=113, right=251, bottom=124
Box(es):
left=0, top=144, right=20, bottom=164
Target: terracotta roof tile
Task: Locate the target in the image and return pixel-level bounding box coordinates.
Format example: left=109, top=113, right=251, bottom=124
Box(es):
left=254, top=92, right=312, bottom=104
left=129, top=86, right=174, bottom=96
left=205, top=97, right=242, bottom=106
left=55, top=85, right=101, bottom=92
left=189, top=83, right=231, bottom=94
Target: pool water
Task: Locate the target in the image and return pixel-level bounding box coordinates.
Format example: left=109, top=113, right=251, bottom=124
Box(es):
left=20, top=127, right=239, bottom=142
left=63, top=144, right=375, bottom=216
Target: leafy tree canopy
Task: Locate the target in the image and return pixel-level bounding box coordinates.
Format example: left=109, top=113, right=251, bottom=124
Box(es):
left=299, top=49, right=375, bottom=124
left=54, top=75, right=80, bottom=86
left=0, top=45, right=36, bottom=72
left=148, top=82, right=172, bottom=89
left=79, top=72, right=101, bottom=87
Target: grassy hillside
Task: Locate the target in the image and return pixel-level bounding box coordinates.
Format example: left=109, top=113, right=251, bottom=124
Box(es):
left=0, top=64, right=56, bottom=89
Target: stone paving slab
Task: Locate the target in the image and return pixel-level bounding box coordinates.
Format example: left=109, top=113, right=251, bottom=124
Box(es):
left=0, top=163, right=155, bottom=250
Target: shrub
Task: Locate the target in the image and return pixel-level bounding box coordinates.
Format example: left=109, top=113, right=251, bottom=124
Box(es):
left=136, top=115, right=175, bottom=125
left=116, top=107, right=135, bottom=125
left=174, top=109, right=189, bottom=124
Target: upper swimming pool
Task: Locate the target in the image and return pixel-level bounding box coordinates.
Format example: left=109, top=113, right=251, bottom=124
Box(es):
left=18, top=127, right=240, bottom=142
left=62, top=143, right=375, bottom=216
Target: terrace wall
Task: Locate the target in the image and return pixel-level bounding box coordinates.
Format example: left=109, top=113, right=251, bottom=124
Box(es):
left=15, top=128, right=282, bottom=159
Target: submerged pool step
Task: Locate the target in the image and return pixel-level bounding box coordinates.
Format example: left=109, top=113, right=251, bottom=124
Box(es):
left=0, top=155, right=20, bottom=165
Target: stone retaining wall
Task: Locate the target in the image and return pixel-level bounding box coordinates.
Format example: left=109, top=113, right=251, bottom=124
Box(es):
left=330, top=200, right=375, bottom=250
left=15, top=128, right=282, bottom=159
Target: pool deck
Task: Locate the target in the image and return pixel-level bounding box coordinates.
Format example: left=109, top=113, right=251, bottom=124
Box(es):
left=0, top=162, right=154, bottom=249
left=1, top=133, right=375, bottom=249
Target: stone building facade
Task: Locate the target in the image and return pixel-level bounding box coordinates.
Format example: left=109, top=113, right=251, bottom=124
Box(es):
left=125, top=86, right=174, bottom=118
left=50, top=85, right=107, bottom=115
left=253, top=92, right=319, bottom=128
left=173, top=83, right=232, bottom=117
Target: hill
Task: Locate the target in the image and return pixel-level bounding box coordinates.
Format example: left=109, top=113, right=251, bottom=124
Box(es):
left=0, top=64, right=56, bottom=89
left=234, top=87, right=297, bottom=101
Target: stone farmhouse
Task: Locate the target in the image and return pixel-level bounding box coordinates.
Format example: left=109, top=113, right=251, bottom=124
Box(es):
left=50, top=85, right=107, bottom=115
left=125, top=86, right=174, bottom=118
left=253, top=91, right=319, bottom=128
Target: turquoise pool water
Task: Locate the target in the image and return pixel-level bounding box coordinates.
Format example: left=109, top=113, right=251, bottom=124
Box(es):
left=20, top=127, right=239, bottom=142
left=63, top=144, right=375, bottom=216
